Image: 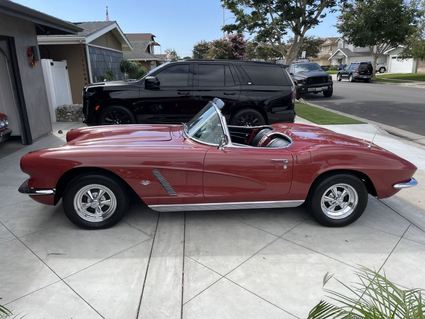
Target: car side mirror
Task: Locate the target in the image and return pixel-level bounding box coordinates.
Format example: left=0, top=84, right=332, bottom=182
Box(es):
left=218, top=134, right=229, bottom=150
left=145, top=76, right=160, bottom=90
left=289, top=72, right=294, bottom=76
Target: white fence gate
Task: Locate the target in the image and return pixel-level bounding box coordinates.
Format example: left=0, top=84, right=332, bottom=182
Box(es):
left=41, top=59, right=72, bottom=122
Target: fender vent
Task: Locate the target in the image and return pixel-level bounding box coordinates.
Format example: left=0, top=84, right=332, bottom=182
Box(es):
left=152, top=169, right=177, bottom=196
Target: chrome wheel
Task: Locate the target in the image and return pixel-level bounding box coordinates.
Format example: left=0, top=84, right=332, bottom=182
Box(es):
left=320, top=183, right=358, bottom=219
left=73, top=184, right=117, bottom=223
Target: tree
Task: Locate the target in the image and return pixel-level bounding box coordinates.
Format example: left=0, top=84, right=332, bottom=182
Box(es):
left=222, top=0, right=338, bottom=63
left=245, top=41, right=282, bottom=61
left=193, top=41, right=211, bottom=59
left=192, top=34, right=247, bottom=59
left=295, top=36, right=325, bottom=59
left=338, top=0, right=417, bottom=74
left=165, top=49, right=180, bottom=61
left=402, top=0, right=425, bottom=60
left=120, top=59, right=146, bottom=79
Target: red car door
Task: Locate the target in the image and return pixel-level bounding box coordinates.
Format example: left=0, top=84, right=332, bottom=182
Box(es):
left=203, top=146, right=293, bottom=203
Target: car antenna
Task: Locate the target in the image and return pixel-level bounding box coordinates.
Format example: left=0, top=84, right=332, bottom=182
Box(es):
left=368, top=128, right=378, bottom=149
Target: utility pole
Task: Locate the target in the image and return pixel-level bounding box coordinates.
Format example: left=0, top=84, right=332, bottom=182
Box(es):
left=106, top=5, right=109, bottom=21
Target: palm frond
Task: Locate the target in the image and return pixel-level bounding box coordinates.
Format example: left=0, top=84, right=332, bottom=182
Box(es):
left=309, top=267, right=425, bottom=319
left=0, top=301, right=12, bottom=319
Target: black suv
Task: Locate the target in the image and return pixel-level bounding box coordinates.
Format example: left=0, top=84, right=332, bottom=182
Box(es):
left=288, top=62, right=333, bottom=98
left=83, top=60, right=296, bottom=127
left=337, top=62, right=373, bottom=82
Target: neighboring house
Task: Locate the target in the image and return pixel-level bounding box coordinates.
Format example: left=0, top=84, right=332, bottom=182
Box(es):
left=312, top=37, right=338, bottom=66
left=124, top=33, right=165, bottom=70
left=384, top=47, right=417, bottom=74
left=38, top=21, right=132, bottom=103
left=0, top=1, right=81, bottom=144
left=329, top=38, right=387, bottom=67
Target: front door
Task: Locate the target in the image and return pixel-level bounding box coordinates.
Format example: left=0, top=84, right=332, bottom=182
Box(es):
left=203, top=146, right=293, bottom=203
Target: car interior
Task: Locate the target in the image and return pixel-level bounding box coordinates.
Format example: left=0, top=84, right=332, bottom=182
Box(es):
left=227, top=125, right=292, bottom=148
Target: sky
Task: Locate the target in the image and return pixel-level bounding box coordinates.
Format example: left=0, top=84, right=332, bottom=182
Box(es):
left=14, top=0, right=340, bottom=57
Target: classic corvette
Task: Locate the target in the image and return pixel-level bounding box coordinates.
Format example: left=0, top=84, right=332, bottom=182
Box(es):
left=19, top=98, right=417, bottom=229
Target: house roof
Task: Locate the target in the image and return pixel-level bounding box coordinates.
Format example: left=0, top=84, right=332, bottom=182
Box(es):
left=0, top=1, right=82, bottom=34
left=123, top=33, right=163, bottom=61
left=321, top=37, right=339, bottom=46
left=37, top=20, right=132, bottom=50
left=329, top=48, right=367, bottom=60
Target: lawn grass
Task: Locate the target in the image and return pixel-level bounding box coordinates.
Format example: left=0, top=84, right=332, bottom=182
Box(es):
left=326, top=70, right=338, bottom=74
left=295, top=102, right=365, bottom=125
left=374, top=73, right=425, bottom=82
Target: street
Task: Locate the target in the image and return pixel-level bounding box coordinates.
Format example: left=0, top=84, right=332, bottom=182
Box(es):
left=304, top=80, right=425, bottom=136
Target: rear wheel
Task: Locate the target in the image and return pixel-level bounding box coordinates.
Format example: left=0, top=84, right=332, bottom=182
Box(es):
left=307, top=174, right=368, bottom=227
left=231, top=109, right=266, bottom=126
left=99, top=105, right=136, bottom=125
left=337, top=74, right=342, bottom=81
left=63, top=174, right=129, bottom=229
left=348, top=74, right=354, bottom=82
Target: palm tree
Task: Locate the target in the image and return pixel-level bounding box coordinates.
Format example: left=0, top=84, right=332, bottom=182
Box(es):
left=309, top=267, right=425, bottom=318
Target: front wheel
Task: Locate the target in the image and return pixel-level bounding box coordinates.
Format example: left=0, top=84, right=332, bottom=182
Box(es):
left=63, top=175, right=129, bottom=229
left=307, top=174, right=368, bottom=227
left=323, top=87, right=333, bottom=97
left=231, top=109, right=266, bottom=126
left=337, top=74, right=342, bottom=81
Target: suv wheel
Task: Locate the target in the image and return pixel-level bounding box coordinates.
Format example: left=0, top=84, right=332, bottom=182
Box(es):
left=337, top=74, right=342, bottom=81
left=99, top=105, right=136, bottom=125
left=231, top=109, right=265, bottom=126
left=348, top=74, right=354, bottom=82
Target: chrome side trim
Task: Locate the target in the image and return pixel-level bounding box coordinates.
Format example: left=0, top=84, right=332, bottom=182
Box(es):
left=149, top=200, right=304, bottom=212
left=393, top=178, right=418, bottom=189
left=152, top=169, right=177, bottom=196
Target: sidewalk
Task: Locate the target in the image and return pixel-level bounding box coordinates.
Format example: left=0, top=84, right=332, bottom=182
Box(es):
left=0, top=122, right=424, bottom=319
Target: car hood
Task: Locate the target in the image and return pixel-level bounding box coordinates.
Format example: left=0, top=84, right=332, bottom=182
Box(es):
left=294, top=71, right=329, bottom=79
left=66, top=124, right=175, bottom=147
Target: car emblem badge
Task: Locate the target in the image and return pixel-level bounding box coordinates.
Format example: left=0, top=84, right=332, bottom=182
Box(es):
left=141, top=180, right=151, bottom=186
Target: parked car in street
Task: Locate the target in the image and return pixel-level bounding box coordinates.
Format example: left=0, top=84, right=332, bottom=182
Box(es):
left=83, top=60, right=296, bottom=127
left=337, top=62, right=374, bottom=82
left=0, top=113, right=11, bottom=143
left=19, top=98, right=417, bottom=229
left=288, top=62, right=333, bottom=98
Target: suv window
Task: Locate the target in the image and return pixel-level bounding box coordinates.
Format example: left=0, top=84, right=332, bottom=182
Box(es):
left=348, top=63, right=359, bottom=70
left=157, top=64, right=190, bottom=87
left=198, top=64, right=225, bottom=87
left=242, top=65, right=287, bottom=86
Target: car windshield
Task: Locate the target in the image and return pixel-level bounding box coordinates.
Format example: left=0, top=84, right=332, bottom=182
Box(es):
left=185, top=102, right=225, bottom=145
left=293, top=63, right=322, bottom=73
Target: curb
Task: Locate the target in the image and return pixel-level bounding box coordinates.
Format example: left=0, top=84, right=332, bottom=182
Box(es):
left=300, top=99, right=425, bottom=148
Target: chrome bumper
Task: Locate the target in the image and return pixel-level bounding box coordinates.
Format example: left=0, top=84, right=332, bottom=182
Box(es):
left=18, top=180, right=55, bottom=195
left=393, top=178, right=418, bottom=189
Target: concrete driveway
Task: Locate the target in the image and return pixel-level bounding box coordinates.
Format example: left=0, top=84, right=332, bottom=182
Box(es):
left=0, top=123, right=424, bottom=319
left=304, top=80, right=425, bottom=136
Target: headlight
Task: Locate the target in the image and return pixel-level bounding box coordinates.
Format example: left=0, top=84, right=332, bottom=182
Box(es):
left=296, top=79, right=305, bottom=85
left=0, top=121, right=5, bottom=129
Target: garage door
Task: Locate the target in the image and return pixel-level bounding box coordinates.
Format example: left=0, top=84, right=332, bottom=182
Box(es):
left=390, top=56, right=414, bottom=73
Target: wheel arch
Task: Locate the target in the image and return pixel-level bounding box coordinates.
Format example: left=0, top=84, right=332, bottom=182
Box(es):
left=55, top=167, right=143, bottom=205
left=307, top=169, right=377, bottom=200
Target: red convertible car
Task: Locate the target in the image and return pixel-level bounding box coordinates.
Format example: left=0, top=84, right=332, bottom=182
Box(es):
left=19, top=98, right=417, bottom=229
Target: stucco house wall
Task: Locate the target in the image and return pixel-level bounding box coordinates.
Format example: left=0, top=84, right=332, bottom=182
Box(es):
left=0, top=12, right=52, bottom=140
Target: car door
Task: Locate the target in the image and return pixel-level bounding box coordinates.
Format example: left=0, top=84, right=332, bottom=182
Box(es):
left=136, top=63, right=196, bottom=123
left=193, top=63, right=240, bottom=119
left=203, top=146, right=293, bottom=203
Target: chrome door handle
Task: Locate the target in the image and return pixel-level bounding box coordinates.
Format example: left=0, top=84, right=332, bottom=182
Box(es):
left=271, top=159, right=289, bottom=169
